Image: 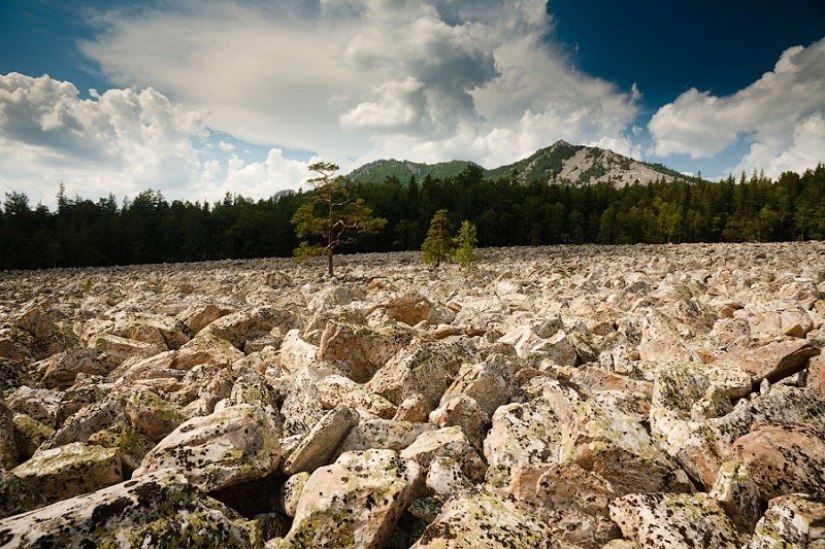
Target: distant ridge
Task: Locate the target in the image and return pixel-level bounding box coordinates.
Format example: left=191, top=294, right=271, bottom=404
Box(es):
left=347, top=159, right=482, bottom=184
left=347, top=140, right=693, bottom=187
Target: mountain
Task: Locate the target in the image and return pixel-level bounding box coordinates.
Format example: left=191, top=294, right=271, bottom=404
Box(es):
left=348, top=140, right=693, bottom=187
left=347, top=159, right=482, bottom=185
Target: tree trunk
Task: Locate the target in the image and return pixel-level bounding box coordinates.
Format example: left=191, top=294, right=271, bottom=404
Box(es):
left=327, top=252, right=334, bottom=277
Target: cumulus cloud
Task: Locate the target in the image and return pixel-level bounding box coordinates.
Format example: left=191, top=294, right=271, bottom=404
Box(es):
left=200, top=148, right=322, bottom=205
left=649, top=37, right=825, bottom=177
left=79, top=0, right=641, bottom=168
left=0, top=72, right=209, bottom=206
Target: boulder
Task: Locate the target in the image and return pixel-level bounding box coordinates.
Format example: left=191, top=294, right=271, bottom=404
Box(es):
left=0, top=469, right=46, bottom=519
left=134, top=403, right=282, bottom=492
left=367, top=339, right=463, bottom=409
left=279, top=449, right=421, bottom=548
left=505, top=462, right=619, bottom=548
left=125, top=386, right=188, bottom=442
left=317, top=322, right=412, bottom=383
left=727, top=422, right=825, bottom=502
left=410, top=489, right=557, bottom=548
left=400, top=426, right=486, bottom=483
left=110, top=311, right=194, bottom=350
left=38, top=348, right=111, bottom=390
left=317, top=374, right=397, bottom=419
left=334, top=418, right=434, bottom=457
left=283, top=404, right=359, bottom=475
left=608, top=493, right=746, bottom=549
left=176, top=302, right=232, bottom=334
left=747, top=493, right=825, bottom=548
left=11, top=412, right=54, bottom=462
left=709, top=461, right=762, bottom=533
left=92, top=333, right=165, bottom=368
left=719, top=338, right=820, bottom=387
left=200, top=306, right=295, bottom=350
left=11, top=441, right=122, bottom=504
left=0, top=470, right=260, bottom=548
left=4, top=386, right=63, bottom=428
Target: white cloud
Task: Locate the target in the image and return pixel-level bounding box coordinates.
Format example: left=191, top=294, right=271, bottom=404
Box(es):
left=649, top=37, right=825, bottom=177
left=0, top=72, right=207, bottom=207
left=200, top=148, right=321, bottom=205
left=79, top=0, right=640, bottom=168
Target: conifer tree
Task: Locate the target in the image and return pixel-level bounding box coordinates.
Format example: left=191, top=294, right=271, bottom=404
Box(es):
left=421, top=209, right=453, bottom=268
left=453, top=220, right=479, bottom=270
left=291, top=162, right=386, bottom=276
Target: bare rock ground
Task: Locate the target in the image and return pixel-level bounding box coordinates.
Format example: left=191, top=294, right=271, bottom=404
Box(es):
left=1, top=241, right=825, bottom=548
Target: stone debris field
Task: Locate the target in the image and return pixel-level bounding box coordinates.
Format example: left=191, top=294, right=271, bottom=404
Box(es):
left=1, top=241, right=825, bottom=548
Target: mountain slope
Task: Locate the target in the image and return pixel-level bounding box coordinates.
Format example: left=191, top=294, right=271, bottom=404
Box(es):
left=347, top=140, right=693, bottom=187
left=347, top=159, right=482, bottom=185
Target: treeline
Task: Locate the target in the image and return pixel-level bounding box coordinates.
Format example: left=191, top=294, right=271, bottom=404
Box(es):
left=2, top=164, right=824, bottom=270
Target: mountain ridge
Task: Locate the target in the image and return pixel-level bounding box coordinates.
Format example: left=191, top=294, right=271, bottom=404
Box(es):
left=347, top=140, right=693, bottom=187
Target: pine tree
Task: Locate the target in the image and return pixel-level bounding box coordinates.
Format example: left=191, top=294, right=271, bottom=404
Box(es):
left=421, top=209, right=453, bottom=268
left=453, top=220, right=479, bottom=270
left=291, top=162, right=387, bottom=276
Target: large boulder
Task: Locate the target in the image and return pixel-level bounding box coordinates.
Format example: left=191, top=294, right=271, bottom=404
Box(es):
left=11, top=441, right=122, bottom=504
left=410, top=489, right=557, bottom=548
left=199, top=306, right=295, bottom=350
left=317, top=321, right=412, bottom=383
left=609, top=493, right=746, bottom=549
left=134, top=403, right=282, bottom=492
left=110, top=311, right=194, bottom=350
left=279, top=449, right=421, bottom=548
left=747, top=493, right=825, bottom=548
left=0, top=470, right=260, bottom=548
left=283, top=404, right=359, bottom=475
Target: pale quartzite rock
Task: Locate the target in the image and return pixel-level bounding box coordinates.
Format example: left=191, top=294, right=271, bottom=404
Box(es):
left=0, top=470, right=260, bottom=548
left=11, top=441, right=122, bottom=504
left=37, top=348, right=111, bottom=390
left=134, top=403, right=282, bottom=492
left=504, top=462, right=620, bottom=549
left=400, top=426, right=487, bottom=483
left=317, top=321, right=412, bottom=383
left=200, top=306, right=295, bottom=350
left=410, top=489, right=557, bottom=548
left=609, top=492, right=746, bottom=549
left=720, top=337, right=820, bottom=387
left=316, top=374, right=397, bottom=419
left=334, top=418, right=434, bottom=457
left=92, top=333, right=165, bottom=369
left=727, top=422, right=825, bottom=502
left=110, top=311, right=194, bottom=350
left=747, top=493, right=825, bottom=548
left=124, top=385, right=188, bottom=442
left=279, top=449, right=421, bottom=549
left=709, top=461, right=763, bottom=533
left=12, top=412, right=55, bottom=462
left=367, top=339, right=463, bottom=409
left=283, top=404, right=359, bottom=475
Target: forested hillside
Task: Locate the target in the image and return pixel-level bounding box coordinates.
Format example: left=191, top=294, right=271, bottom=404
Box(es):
left=2, top=163, right=824, bottom=270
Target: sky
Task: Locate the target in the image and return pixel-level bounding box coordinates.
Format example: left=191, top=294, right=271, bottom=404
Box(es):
left=1, top=0, right=824, bottom=209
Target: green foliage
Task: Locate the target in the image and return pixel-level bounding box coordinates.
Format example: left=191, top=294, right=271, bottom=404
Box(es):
left=421, top=209, right=454, bottom=268
left=453, top=220, right=479, bottom=270
left=291, top=162, right=387, bottom=276
left=2, top=161, right=825, bottom=271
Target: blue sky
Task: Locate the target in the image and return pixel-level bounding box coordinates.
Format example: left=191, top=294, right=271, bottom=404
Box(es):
left=1, top=0, right=824, bottom=208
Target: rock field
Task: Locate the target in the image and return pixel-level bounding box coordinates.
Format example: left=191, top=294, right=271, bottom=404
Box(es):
left=1, top=241, right=825, bottom=548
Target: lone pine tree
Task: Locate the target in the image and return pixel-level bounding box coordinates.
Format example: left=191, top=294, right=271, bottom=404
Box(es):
left=291, top=162, right=386, bottom=276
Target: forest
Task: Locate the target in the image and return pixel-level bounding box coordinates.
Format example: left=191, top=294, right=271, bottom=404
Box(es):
left=1, top=163, right=824, bottom=271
